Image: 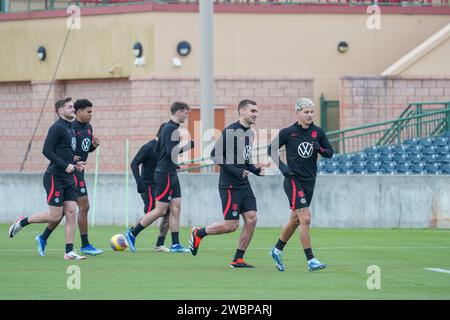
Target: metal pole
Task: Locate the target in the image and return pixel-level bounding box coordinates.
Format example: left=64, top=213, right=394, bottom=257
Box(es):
left=200, top=0, right=215, bottom=172
left=125, top=139, right=129, bottom=227
left=91, top=147, right=100, bottom=227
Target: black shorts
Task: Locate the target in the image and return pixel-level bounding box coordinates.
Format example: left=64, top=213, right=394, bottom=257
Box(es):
left=141, top=184, right=156, bottom=214
left=154, top=170, right=181, bottom=203
left=283, top=176, right=315, bottom=210
left=73, top=170, right=88, bottom=197
left=219, top=184, right=257, bottom=220
left=43, top=172, right=78, bottom=207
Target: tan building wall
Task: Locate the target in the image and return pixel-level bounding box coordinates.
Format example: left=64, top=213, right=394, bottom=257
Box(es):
left=1, top=10, right=450, bottom=105
left=400, top=38, right=450, bottom=76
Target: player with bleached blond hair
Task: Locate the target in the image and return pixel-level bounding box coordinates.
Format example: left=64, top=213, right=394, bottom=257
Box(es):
left=268, top=98, right=334, bottom=272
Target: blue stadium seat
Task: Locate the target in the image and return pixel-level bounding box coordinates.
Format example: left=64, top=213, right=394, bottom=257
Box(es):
left=379, top=154, right=394, bottom=162
left=351, top=162, right=366, bottom=171
left=395, top=162, right=410, bottom=173
left=408, top=154, right=423, bottom=163
left=364, top=146, right=381, bottom=154
left=422, top=145, right=437, bottom=155
left=379, top=146, right=392, bottom=155
left=437, top=154, right=450, bottom=163
left=406, top=145, right=423, bottom=154
left=424, top=163, right=441, bottom=174
left=337, top=161, right=353, bottom=171
left=393, top=153, right=408, bottom=163
left=365, top=161, right=381, bottom=172
left=365, top=153, right=381, bottom=162
left=392, top=145, right=408, bottom=154
left=404, top=138, right=420, bottom=145
left=352, top=167, right=364, bottom=174
left=340, top=154, right=355, bottom=162
left=432, top=137, right=448, bottom=147
left=422, top=154, right=438, bottom=163
left=410, top=162, right=426, bottom=173
left=439, top=163, right=450, bottom=173
left=419, top=138, right=433, bottom=146
left=437, top=145, right=450, bottom=155
left=354, top=153, right=367, bottom=162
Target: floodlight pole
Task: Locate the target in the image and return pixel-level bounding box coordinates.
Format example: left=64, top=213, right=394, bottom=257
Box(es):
left=200, top=0, right=215, bottom=172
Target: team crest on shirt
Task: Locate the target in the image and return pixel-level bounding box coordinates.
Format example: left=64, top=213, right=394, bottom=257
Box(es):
left=311, top=131, right=317, bottom=139
left=298, top=191, right=305, bottom=198
left=232, top=204, right=238, bottom=211
left=81, top=138, right=91, bottom=152
left=297, top=142, right=313, bottom=158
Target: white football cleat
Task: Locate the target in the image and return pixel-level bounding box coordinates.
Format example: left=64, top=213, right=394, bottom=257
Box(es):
left=64, top=251, right=87, bottom=260
left=8, top=216, right=25, bottom=238
left=154, top=245, right=170, bottom=253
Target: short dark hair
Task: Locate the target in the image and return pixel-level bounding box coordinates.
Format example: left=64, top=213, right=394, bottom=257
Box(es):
left=54, top=97, right=72, bottom=113
left=238, top=99, right=257, bottom=114
left=156, top=122, right=166, bottom=138
left=170, top=101, right=190, bottom=115
left=74, top=99, right=93, bottom=112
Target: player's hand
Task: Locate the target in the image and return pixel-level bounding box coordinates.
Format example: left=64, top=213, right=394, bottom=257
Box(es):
left=74, top=155, right=81, bottom=162
left=242, top=170, right=250, bottom=178
left=65, top=164, right=76, bottom=173
left=76, top=161, right=86, bottom=172
left=312, top=141, right=321, bottom=151
left=92, top=136, right=100, bottom=148
left=259, top=167, right=266, bottom=176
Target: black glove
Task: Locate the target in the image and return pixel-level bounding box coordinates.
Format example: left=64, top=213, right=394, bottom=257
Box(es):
left=282, top=168, right=294, bottom=177
left=312, top=141, right=321, bottom=152
left=137, top=183, right=146, bottom=194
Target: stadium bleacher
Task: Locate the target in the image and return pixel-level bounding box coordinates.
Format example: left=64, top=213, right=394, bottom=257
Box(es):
left=318, top=132, right=450, bottom=175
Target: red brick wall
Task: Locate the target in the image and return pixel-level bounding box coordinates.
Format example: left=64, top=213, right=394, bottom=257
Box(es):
left=0, top=77, right=313, bottom=173
left=340, top=76, right=450, bottom=130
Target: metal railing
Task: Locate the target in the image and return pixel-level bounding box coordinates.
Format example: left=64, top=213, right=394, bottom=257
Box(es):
left=2, top=0, right=449, bottom=14
left=327, top=105, right=450, bottom=154
left=179, top=103, right=450, bottom=172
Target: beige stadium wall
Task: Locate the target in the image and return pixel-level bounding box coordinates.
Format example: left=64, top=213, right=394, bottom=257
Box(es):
left=400, top=38, right=450, bottom=76
left=1, top=10, right=450, bottom=107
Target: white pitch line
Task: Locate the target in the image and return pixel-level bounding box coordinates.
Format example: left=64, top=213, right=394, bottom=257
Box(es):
left=425, top=268, right=450, bottom=274
left=0, top=246, right=450, bottom=253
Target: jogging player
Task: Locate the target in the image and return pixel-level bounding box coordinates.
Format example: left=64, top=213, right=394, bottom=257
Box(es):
left=125, top=102, right=194, bottom=253
left=131, top=123, right=171, bottom=252
left=8, top=97, right=87, bottom=260
left=190, top=100, right=265, bottom=268
left=34, top=99, right=102, bottom=256
left=268, top=98, right=333, bottom=272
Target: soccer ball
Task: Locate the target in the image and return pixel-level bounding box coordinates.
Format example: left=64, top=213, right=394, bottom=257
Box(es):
left=110, top=234, right=128, bottom=251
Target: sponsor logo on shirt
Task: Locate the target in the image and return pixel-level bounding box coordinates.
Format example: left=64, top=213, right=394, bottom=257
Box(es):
left=298, top=142, right=313, bottom=158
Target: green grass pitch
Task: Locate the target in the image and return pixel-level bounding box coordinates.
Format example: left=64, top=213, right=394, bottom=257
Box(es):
left=0, top=225, right=449, bottom=300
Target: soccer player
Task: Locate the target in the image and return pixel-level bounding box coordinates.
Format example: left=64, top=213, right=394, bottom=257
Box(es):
left=8, top=97, right=87, bottom=260
left=267, top=98, right=333, bottom=272
left=189, top=100, right=265, bottom=268
left=131, top=123, right=172, bottom=253
left=125, top=102, right=194, bottom=253
left=34, top=99, right=102, bottom=257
